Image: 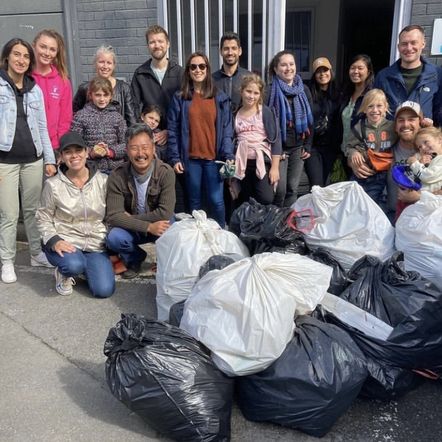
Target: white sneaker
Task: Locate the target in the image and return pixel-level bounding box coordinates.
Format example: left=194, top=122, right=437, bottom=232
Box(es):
left=31, top=251, right=54, bottom=268
left=1, top=262, right=17, bottom=283
left=54, top=267, right=75, bottom=296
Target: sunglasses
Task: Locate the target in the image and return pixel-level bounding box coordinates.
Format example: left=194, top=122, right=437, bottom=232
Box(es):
left=190, top=63, right=207, bottom=71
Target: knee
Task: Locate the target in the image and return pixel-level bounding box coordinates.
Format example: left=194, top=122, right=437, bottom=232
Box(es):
left=91, top=281, right=115, bottom=299
left=59, top=253, right=84, bottom=276
left=106, top=228, right=130, bottom=251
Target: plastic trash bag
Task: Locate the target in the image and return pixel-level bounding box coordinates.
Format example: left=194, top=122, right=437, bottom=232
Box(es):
left=236, top=315, right=367, bottom=437
left=395, top=191, right=442, bottom=290
left=293, top=181, right=395, bottom=270
left=181, top=252, right=332, bottom=376
left=156, top=210, right=249, bottom=320
left=104, top=314, right=234, bottom=442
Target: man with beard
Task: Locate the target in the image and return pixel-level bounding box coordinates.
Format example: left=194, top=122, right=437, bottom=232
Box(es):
left=213, top=32, right=251, bottom=113
left=106, top=124, right=175, bottom=278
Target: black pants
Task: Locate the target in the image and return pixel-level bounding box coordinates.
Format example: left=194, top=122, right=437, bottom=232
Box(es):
left=238, top=160, right=275, bottom=205
left=304, top=146, right=338, bottom=187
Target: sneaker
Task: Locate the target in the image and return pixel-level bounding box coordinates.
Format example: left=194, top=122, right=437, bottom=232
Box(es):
left=121, top=262, right=142, bottom=280
left=1, top=262, right=17, bottom=284
left=31, top=251, right=54, bottom=268
left=54, top=267, right=75, bottom=296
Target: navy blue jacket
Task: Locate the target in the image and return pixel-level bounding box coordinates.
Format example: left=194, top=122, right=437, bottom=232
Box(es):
left=374, top=58, right=439, bottom=120
left=433, top=66, right=442, bottom=127
left=167, top=90, right=234, bottom=166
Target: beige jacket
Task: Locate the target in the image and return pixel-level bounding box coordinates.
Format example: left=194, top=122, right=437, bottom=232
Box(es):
left=36, top=164, right=108, bottom=252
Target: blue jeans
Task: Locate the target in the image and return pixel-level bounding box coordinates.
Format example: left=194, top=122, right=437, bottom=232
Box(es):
left=274, top=147, right=304, bottom=207
left=185, top=159, right=225, bottom=227
left=44, top=247, right=115, bottom=298
left=352, top=171, right=387, bottom=208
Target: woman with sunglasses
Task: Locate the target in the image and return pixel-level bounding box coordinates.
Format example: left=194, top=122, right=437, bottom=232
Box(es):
left=167, top=52, right=234, bottom=228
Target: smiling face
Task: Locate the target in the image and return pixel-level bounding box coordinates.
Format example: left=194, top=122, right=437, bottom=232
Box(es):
left=395, top=110, right=421, bottom=143
left=189, top=55, right=207, bottom=85
left=126, top=132, right=155, bottom=174
left=90, top=88, right=112, bottom=109
left=7, top=43, right=31, bottom=78
left=60, top=146, right=88, bottom=171
left=95, top=52, right=115, bottom=79
left=241, top=81, right=261, bottom=110
left=33, top=35, right=57, bottom=68
left=365, top=99, right=388, bottom=125
left=141, top=110, right=161, bottom=130
left=349, top=59, right=369, bottom=86
left=274, top=53, right=296, bottom=85
left=314, top=66, right=331, bottom=89
left=398, top=29, right=425, bottom=69
left=147, top=32, right=169, bottom=62
left=220, top=39, right=242, bottom=68
left=415, top=133, right=442, bottom=157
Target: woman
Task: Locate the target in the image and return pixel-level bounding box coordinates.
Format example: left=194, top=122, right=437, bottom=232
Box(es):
left=267, top=50, right=314, bottom=207
left=167, top=52, right=234, bottom=228
left=32, top=29, right=73, bottom=154
left=36, top=131, right=115, bottom=298
left=73, top=45, right=136, bottom=127
left=0, top=38, right=56, bottom=284
left=305, top=57, right=341, bottom=187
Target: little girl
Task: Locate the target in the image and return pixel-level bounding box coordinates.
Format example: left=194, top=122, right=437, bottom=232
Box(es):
left=140, top=104, right=166, bottom=161
left=71, top=77, right=127, bottom=174
left=234, top=74, right=281, bottom=205
left=345, top=88, right=397, bottom=204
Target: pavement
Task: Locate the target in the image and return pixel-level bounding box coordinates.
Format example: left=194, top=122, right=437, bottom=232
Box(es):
left=1, top=240, right=442, bottom=441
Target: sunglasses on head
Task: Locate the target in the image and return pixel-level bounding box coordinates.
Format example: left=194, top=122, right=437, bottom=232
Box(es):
left=190, top=63, right=207, bottom=71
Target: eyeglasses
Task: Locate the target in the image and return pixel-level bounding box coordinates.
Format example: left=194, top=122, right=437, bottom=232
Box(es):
left=190, top=63, right=207, bottom=71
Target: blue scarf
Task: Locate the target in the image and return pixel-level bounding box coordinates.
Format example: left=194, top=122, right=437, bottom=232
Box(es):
left=268, top=75, right=313, bottom=142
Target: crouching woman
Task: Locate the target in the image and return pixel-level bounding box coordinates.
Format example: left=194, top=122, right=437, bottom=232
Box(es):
left=36, top=131, right=115, bottom=297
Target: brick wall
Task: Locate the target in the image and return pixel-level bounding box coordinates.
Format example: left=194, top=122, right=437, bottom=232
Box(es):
left=75, top=0, right=158, bottom=84
left=411, top=0, right=442, bottom=66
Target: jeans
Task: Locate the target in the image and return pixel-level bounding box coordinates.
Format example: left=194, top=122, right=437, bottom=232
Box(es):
left=304, top=146, right=338, bottom=187
left=274, top=147, right=304, bottom=207
left=44, top=247, right=115, bottom=298
left=0, top=159, right=43, bottom=263
left=106, top=227, right=156, bottom=267
left=352, top=171, right=388, bottom=208
left=185, top=159, right=225, bottom=227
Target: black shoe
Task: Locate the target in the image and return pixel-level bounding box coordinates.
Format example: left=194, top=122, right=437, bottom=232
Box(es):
left=121, top=263, right=142, bottom=280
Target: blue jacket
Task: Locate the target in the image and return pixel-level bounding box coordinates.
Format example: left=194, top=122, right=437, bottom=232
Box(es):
left=0, top=73, right=55, bottom=164
left=167, top=90, right=234, bottom=166
left=433, top=66, right=442, bottom=127
left=374, top=58, right=439, bottom=120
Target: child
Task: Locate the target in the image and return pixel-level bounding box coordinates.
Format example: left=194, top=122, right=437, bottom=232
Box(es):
left=71, top=77, right=127, bottom=174
left=140, top=104, right=166, bottom=162
left=345, top=88, right=397, bottom=204
left=234, top=74, right=281, bottom=205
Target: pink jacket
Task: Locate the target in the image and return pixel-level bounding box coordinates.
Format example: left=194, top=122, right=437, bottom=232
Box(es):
left=33, top=65, right=73, bottom=149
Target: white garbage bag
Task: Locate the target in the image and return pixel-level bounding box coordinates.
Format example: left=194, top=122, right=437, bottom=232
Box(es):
left=293, top=182, right=395, bottom=271
left=156, top=210, right=249, bottom=320
left=395, top=191, right=442, bottom=289
left=180, top=252, right=333, bottom=376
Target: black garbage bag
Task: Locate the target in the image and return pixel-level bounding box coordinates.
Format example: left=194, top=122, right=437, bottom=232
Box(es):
left=104, top=314, right=234, bottom=441
left=236, top=316, right=367, bottom=437
left=169, top=300, right=186, bottom=326
left=198, top=255, right=236, bottom=279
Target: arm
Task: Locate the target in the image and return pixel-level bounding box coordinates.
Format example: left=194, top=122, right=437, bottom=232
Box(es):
left=302, top=85, right=314, bottom=153
left=107, top=117, right=127, bottom=160
left=166, top=94, right=182, bottom=166
left=122, top=81, right=137, bottom=126
left=35, top=86, right=56, bottom=169
left=72, top=83, right=88, bottom=113
left=130, top=73, right=142, bottom=116
left=219, top=96, right=235, bottom=161
left=410, top=158, right=442, bottom=184
left=57, top=78, right=73, bottom=142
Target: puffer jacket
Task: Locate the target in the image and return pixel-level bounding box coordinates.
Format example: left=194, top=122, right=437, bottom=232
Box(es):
left=36, top=163, right=108, bottom=252
left=71, top=102, right=127, bottom=172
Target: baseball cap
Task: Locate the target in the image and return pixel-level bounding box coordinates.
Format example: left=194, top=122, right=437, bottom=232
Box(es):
left=59, top=131, right=88, bottom=152
left=394, top=101, right=423, bottom=119
left=312, top=57, right=332, bottom=73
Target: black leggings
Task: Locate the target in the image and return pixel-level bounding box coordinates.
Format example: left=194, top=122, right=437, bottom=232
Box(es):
left=238, top=160, right=275, bottom=205
left=304, top=146, right=338, bottom=187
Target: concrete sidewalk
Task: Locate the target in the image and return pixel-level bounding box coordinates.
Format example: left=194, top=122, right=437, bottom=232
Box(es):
left=0, top=245, right=442, bottom=441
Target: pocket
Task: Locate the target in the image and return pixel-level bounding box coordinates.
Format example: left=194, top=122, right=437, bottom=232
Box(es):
left=0, top=95, right=11, bottom=105
left=28, top=100, right=41, bottom=110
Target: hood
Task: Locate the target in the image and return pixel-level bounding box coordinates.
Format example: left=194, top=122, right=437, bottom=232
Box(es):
left=32, top=65, right=59, bottom=81
left=0, top=68, right=36, bottom=94
left=58, top=160, right=99, bottom=184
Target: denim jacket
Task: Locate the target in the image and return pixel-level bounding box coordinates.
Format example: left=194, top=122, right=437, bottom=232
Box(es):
left=0, top=75, right=55, bottom=164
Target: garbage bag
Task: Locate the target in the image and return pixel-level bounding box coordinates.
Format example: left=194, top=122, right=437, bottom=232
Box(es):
left=104, top=314, right=234, bottom=442
left=198, top=255, right=236, bottom=280
left=236, top=316, right=367, bottom=437
left=169, top=300, right=185, bottom=327
left=156, top=210, right=249, bottom=320
left=293, top=181, right=395, bottom=270
left=229, top=199, right=308, bottom=255
left=395, top=191, right=442, bottom=290
left=181, top=252, right=332, bottom=376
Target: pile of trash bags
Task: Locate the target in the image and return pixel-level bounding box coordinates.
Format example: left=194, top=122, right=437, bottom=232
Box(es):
left=104, top=182, right=442, bottom=440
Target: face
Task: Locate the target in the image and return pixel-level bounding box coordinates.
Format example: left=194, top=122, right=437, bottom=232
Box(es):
left=61, top=146, right=88, bottom=171
left=365, top=99, right=388, bottom=125
left=34, top=35, right=58, bottom=67
left=220, top=39, right=242, bottom=67
left=147, top=32, right=169, bottom=61
left=349, top=59, right=369, bottom=85
left=415, top=134, right=442, bottom=156
left=395, top=110, right=421, bottom=143
left=189, top=56, right=207, bottom=84
left=315, top=67, right=331, bottom=87
left=7, top=44, right=31, bottom=77
left=95, top=53, right=115, bottom=78
left=127, top=132, right=155, bottom=174
left=141, top=111, right=161, bottom=130
left=398, top=30, right=425, bottom=67
left=90, top=89, right=112, bottom=109
left=241, top=82, right=261, bottom=108
left=274, top=54, right=296, bottom=85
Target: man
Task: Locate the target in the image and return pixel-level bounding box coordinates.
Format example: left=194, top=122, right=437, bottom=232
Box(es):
left=131, top=25, right=184, bottom=146
left=374, top=25, right=439, bottom=121
left=106, top=123, right=176, bottom=278
left=212, top=32, right=251, bottom=112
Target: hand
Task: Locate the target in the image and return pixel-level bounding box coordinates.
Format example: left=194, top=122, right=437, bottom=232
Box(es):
left=421, top=117, right=433, bottom=128
left=420, top=154, right=433, bottom=166
left=349, top=151, right=365, bottom=168
left=407, top=155, right=418, bottom=165
left=268, top=165, right=280, bottom=186
left=45, top=164, right=57, bottom=177
left=300, top=149, right=311, bottom=160
left=147, top=220, right=170, bottom=236
left=155, top=130, right=168, bottom=146
left=53, top=240, right=76, bottom=257
left=397, top=188, right=421, bottom=204
left=174, top=162, right=184, bottom=174
left=92, top=142, right=108, bottom=158
left=351, top=161, right=375, bottom=179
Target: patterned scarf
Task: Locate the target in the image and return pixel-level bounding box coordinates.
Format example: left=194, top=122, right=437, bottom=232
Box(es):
left=268, top=75, right=313, bottom=142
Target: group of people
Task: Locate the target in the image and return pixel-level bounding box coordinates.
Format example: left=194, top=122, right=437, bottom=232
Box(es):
left=0, top=23, right=441, bottom=297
